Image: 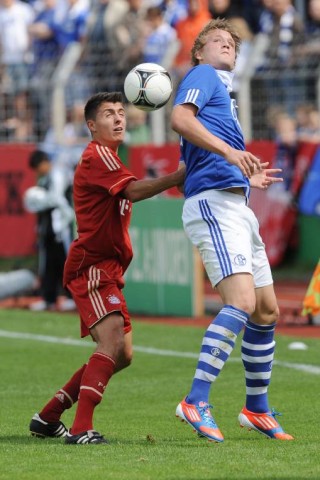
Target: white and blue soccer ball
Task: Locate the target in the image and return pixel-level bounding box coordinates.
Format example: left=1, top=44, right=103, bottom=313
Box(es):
left=23, top=186, right=49, bottom=213
left=124, top=63, right=173, bottom=112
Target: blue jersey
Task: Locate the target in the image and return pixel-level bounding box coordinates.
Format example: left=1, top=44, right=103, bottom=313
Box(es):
left=174, top=64, right=250, bottom=199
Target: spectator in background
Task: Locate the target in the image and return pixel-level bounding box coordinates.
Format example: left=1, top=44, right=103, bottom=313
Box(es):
left=265, top=0, right=304, bottom=69
left=25, top=150, right=75, bottom=312
left=229, top=17, right=254, bottom=93
left=295, top=104, right=320, bottom=144
left=81, top=0, right=128, bottom=93
left=173, top=0, right=211, bottom=81
left=243, top=0, right=274, bottom=35
left=0, top=0, right=35, bottom=141
left=51, top=0, right=90, bottom=108
left=208, top=0, right=243, bottom=19
left=257, top=0, right=275, bottom=34
left=143, top=6, right=177, bottom=66
left=28, top=0, right=60, bottom=141
left=272, top=111, right=297, bottom=191
left=125, top=104, right=151, bottom=145
left=302, top=0, right=320, bottom=67
left=51, top=0, right=89, bottom=52
left=258, top=0, right=304, bottom=115
left=109, top=0, right=146, bottom=92
left=40, top=102, right=89, bottom=185
left=294, top=0, right=320, bottom=104
left=160, top=0, right=188, bottom=27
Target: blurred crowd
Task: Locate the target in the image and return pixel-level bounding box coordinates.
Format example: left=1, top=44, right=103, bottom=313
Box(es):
left=0, top=0, right=319, bottom=146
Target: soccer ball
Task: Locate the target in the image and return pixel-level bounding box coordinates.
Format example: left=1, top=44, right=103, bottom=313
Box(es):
left=124, top=63, right=172, bottom=112
left=23, top=186, right=49, bottom=212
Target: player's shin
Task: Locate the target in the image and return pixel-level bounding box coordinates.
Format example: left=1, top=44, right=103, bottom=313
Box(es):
left=187, top=305, right=248, bottom=404
left=70, top=352, right=115, bottom=435
left=241, top=320, right=275, bottom=413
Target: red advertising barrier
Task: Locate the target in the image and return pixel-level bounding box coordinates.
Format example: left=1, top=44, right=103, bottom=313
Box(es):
left=0, top=144, right=37, bottom=256
left=248, top=141, right=317, bottom=266
left=0, top=141, right=317, bottom=265
left=247, top=140, right=277, bottom=165
left=128, top=143, right=182, bottom=197
left=129, top=141, right=317, bottom=267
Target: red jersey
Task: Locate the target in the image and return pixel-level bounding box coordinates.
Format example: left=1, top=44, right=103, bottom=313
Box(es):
left=63, top=141, right=137, bottom=286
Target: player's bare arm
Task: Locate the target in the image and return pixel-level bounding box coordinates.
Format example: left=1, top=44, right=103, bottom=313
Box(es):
left=176, top=161, right=185, bottom=194
left=122, top=165, right=186, bottom=203
left=250, top=162, right=283, bottom=190
left=171, top=104, right=262, bottom=177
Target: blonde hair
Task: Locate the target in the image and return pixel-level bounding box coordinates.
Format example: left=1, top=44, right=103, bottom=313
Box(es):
left=191, top=18, right=241, bottom=66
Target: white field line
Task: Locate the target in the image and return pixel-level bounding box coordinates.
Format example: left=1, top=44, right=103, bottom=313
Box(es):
left=0, top=329, right=320, bottom=375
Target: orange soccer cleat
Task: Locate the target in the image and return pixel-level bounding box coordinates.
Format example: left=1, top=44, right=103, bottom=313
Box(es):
left=176, top=397, right=224, bottom=443
left=238, top=406, right=294, bottom=440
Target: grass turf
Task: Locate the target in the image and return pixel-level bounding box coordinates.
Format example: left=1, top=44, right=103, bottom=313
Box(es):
left=0, top=309, right=319, bottom=480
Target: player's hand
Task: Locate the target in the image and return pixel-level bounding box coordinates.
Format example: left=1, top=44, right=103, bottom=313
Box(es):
left=250, top=162, right=283, bottom=189
left=225, top=147, right=262, bottom=177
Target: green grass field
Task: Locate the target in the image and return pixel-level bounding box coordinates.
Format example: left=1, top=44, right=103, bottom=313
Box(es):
left=0, top=309, right=319, bottom=480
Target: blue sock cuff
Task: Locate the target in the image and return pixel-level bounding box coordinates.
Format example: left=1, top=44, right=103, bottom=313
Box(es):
left=246, top=320, right=276, bottom=332
left=214, top=305, right=249, bottom=335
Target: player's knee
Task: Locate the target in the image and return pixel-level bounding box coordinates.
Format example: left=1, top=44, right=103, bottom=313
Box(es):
left=115, top=348, right=133, bottom=372
left=253, top=304, right=280, bottom=325
left=123, top=350, right=133, bottom=368
left=232, top=300, right=256, bottom=317
left=268, top=304, right=280, bottom=325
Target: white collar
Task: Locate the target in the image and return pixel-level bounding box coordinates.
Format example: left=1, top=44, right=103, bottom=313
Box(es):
left=216, top=70, right=234, bottom=93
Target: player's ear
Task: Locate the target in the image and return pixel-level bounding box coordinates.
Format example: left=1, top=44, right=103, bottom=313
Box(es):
left=195, top=50, right=203, bottom=62
left=87, top=119, right=96, bottom=133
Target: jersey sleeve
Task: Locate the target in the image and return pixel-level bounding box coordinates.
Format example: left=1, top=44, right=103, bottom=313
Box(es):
left=173, top=64, right=218, bottom=112
left=87, top=143, right=137, bottom=196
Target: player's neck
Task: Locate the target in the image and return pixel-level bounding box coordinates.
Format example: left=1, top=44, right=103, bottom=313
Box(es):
left=93, top=138, right=120, bottom=153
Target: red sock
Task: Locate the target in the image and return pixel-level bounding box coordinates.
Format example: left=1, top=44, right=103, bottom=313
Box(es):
left=71, top=352, right=115, bottom=435
left=39, top=364, right=86, bottom=423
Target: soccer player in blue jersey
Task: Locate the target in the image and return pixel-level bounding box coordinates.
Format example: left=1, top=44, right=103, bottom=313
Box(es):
left=171, top=18, right=294, bottom=442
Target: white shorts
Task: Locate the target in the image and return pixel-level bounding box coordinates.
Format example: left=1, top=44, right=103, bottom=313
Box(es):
left=182, top=190, right=273, bottom=288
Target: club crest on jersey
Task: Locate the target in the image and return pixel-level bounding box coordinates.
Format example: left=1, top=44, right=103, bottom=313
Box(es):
left=230, top=98, right=241, bottom=127
left=211, top=347, right=221, bottom=357
left=234, top=254, right=246, bottom=266
left=107, top=294, right=121, bottom=305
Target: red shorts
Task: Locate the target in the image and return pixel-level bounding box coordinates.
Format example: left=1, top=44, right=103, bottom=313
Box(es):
left=66, top=261, right=131, bottom=338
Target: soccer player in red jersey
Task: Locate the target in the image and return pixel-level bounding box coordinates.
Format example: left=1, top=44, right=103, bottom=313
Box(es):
left=29, top=91, right=185, bottom=444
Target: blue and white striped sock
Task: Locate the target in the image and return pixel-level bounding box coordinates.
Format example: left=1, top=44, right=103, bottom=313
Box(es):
left=241, top=320, right=276, bottom=413
left=187, top=305, right=248, bottom=405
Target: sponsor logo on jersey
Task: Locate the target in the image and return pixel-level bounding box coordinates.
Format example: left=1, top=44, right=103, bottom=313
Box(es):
left=119, top=198, right=131, bottom=216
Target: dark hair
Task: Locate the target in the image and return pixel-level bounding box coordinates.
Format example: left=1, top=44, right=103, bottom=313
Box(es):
left=84, top=92, right=124, bottom=121
left=29, top=150, right=50, bottom=169
left=191, top=18, right=241, bottom=66
left=146, top=6, right=162, bottom=19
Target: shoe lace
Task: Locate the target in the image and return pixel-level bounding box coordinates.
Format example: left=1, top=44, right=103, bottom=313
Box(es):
left=270, top=408, right=283, bottom=420
left=91, top=431, right=104, bottom=440
left=198, top=403, right=218, bottom=428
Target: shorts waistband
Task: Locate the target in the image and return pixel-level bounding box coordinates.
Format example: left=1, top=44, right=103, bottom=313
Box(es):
left=186, top=189, right=247, bottom=205
left=223, top=187, right=245, bottom=196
